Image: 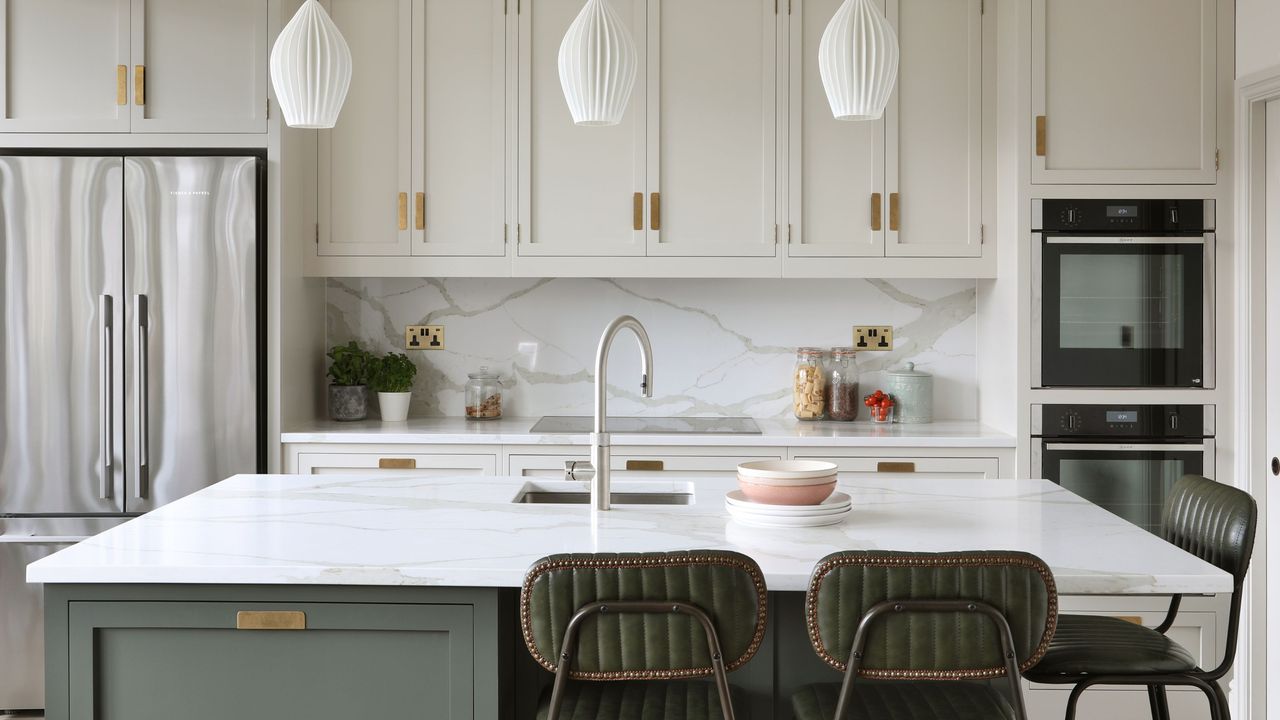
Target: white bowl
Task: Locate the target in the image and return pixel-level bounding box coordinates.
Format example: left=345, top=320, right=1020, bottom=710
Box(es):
left=736, top=460, right=839, bottom=486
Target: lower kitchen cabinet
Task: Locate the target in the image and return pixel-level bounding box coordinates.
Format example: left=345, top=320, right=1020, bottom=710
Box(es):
left=287, top=446, right=499, bottom=476
left=791, top=452, right=1007, bottom=479
left=47, top=585, right=508, bottom=720
left=507, top=451, right=781, bottom=480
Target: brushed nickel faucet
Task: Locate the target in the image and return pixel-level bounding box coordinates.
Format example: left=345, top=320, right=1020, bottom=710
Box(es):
left=589, top=315, right=653, bottom=511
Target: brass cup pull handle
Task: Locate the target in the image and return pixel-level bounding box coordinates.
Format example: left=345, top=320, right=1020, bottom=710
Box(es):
left=625, top=460, right=665, bottom=472
left=379, top=458, right=416, bottom=470
left=116, top=65, right=128, bottom=106
left=134, top=65, right=145, bottom=106
left=236, top=611, right=306, bottom=630
left=888, top=193, right=900, bottom=232
left=650, top=192, right=661, bottom=231
left=876, top=461, right=915, bottom=473
left=870, top=192, right=882, bottom=231
left=415, top=192, right=425, bottom=230
left=398, top=192, right=408, bottom=231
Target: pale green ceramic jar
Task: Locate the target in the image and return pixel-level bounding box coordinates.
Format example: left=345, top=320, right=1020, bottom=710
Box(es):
left=885, top=362, right=933, bottom=424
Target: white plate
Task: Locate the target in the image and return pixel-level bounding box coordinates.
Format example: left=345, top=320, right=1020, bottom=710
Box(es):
left=736, top=460, right=839, bottom=482
left=726, top=504, right=851, bottom=528
left=725, top=490, right=851, bottom=515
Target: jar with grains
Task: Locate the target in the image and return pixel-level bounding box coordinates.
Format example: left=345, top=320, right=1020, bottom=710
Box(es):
left=793, top=348, right=826, bottom=420
left=825, top=347, right=860, bottom=421
left=464, top=367, right=503, bottom=420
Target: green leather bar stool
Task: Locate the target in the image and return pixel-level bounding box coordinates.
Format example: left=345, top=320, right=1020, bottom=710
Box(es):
left=520, top=550, right=768, bottom=720
left=1025, top=474, right=1258, bottom=720
left=792, top=550, right=1059, bottom=720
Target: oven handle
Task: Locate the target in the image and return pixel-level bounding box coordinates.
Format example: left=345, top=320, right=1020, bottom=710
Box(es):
left=1044, top=236, right=1209, bottom=245
left=1043, top=443, right=1210, bottom=452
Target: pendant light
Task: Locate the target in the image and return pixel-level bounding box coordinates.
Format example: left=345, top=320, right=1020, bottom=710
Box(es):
left=269, top=0, right=353, bottom=129
left=818, top=0, right=899, bottom=121
left=558, top=0, right=638, bottom=126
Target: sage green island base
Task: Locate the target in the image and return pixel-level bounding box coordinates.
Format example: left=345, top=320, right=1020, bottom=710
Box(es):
left=43, top=585, right=847, bottom=720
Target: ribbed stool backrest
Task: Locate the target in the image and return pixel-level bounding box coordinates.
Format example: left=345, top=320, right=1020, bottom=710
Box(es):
left=1162, top=475, right=1257, bottom=586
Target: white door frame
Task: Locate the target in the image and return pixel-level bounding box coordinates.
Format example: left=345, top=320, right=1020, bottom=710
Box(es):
left=1233, top=64, right=1280, bottom=720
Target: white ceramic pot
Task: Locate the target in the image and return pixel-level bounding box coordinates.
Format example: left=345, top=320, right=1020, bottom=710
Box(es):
left=377, top=391, right=412, bottom=423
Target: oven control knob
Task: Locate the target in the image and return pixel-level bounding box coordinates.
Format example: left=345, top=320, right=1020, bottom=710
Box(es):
left=1059, top=412, right=1082, bottom=432
left=1060, top=207, right=1081, bottom=227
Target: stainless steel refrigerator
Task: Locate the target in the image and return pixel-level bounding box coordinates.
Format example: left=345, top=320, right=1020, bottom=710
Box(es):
left=0, top=154, right=264, bottom=711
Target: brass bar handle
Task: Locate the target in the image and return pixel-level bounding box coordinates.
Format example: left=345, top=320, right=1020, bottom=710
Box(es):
left=633, top=192, right=643, bottom=231
left=398, top=192, right=408, bottom=231
left=625, top=460, right=665, bottom=472
left=888, top=193, right=900, bottom=232
left=116, top=65, right=128, bottom=106
left=1035, top=115, right=1047, bottom=157
left=134, top=65, right=145, bottom=106
left=876, top=461, right=915, bottom=473
left=870, top=192, right=882, bottom=231
left=378, top=458, right=416, bottom=470
left=650, top=192, right=661, bottom=231
left=236, top=611, right=307, bottom=631
left=414, top=192, right=425, bottom=230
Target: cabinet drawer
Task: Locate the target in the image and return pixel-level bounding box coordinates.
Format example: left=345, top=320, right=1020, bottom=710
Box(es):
left=508, top=453, right=780, bottom=479
left=296, top=452, right=497, bottom=476
left=67, top=601, right=474, bottom=719
left=793, top=455, right=1000, bottom=479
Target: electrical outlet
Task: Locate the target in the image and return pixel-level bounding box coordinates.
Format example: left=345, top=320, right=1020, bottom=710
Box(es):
left=405, top=325, right=445, bottom=350
left=853, top=325, right=893, bottom=351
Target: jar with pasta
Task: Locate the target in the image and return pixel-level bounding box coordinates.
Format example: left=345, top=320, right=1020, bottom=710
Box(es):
left=793, top=348, right=827, bottom=420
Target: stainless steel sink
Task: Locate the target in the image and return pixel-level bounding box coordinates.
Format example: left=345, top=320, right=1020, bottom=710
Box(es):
left=511, top=481, right=695, bottom=506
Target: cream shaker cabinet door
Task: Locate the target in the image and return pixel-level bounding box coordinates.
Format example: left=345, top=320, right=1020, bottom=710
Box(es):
left=884, top=0, right=982, bottom=258
left=0, top=0, right=131, bottom=132
left=787, top=0, right=884, bottom=258
left=518, top=0, right=646, bottom=257
left=645, top=0, right=777, bottom=258
left=412, top=0, right=507, bottom=257
left=129, top=0, right=268, bottom=133
left=1031, top=0, right=1216, bottom=184
left=318, top=0, right=413, bottom=257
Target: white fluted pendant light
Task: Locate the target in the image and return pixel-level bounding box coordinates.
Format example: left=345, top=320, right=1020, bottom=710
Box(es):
left=818, top=0, right=899, bottom=121
left=558, top=0, right=638, bottom=126
left=269, top=0, right=353, bottom=129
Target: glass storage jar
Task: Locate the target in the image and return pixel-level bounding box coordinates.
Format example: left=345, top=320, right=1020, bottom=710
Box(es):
left=825, top=347, right=860, bottom=421
left=465, top=367, right=503, bottom=420
left=793, top=348, right=827, bottom=420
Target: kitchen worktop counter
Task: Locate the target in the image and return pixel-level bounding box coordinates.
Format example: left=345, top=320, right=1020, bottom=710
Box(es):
left=28, top=474, right=1229, bottom=595
left=281, top=417, right=1015, bottom=448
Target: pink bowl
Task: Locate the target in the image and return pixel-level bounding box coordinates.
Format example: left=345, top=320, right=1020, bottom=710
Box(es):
left=737, top=478, right=836, bottom=506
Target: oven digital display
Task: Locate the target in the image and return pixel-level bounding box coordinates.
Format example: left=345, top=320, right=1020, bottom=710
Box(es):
left=1107, top=205, right=1139, bottom=218
left=1106, top=410, right=1139, bottom=423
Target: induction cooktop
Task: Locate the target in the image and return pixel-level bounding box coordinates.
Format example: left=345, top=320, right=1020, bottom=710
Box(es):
left=530, top=416, right=762, bottom=435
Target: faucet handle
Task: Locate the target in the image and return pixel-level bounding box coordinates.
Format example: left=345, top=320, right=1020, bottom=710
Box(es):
left=565, top=460, right=595, bottom=482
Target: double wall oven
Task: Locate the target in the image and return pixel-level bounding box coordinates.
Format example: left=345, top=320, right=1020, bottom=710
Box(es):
left=1032, top=199, right=1215, bottom=388
left=1032, top=405, right=1215, bottom=534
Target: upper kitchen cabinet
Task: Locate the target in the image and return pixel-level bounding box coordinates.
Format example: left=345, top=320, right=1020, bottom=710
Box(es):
left=0, top=0, right=266, bottom=133
left=786, top=0, right=987, bottom=273
left=517, top=0, right=646, bottom=258
left=318, top=0, right=413, bottom=257
left=0, top=0, right=131, bottom=132
left=645, top=0, right=778, bottom=258
left=128, top=0, right=269, bottom=133
left=1031, top=0, right=1217, bottom=184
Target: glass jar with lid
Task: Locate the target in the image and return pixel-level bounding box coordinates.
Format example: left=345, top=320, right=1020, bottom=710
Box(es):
left=825, top=347, right=860, bottom=421
left=792, top=348, right=826, bottom=420
left=465, top=367, right=503, bottom=420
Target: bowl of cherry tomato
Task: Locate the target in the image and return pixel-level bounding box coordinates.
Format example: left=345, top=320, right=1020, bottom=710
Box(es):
left=864, top=391, right=895, bottom=423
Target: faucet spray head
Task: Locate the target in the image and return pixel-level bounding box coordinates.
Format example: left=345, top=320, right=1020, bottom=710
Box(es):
left=641, top=373, right=652, bottom=398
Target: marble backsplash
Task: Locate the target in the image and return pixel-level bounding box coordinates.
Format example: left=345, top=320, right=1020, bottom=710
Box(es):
left=326, top=278, right=977, bottom=420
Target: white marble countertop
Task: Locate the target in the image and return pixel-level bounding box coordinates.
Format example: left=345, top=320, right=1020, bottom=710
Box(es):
left=281, top=417, right=1015, bottom=448
left=28, top=474, right=1228, bottom=595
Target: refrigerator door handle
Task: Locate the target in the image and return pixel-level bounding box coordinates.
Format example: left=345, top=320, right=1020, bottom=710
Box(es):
left=134, top=294, right=149, bottom=499
left=100, top=294, right=113, bottom=499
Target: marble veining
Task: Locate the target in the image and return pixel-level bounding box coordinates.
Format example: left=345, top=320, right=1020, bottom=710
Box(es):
left=29, top=475, right=1230, bottom=595
left=326, top=278, right=976, bottom=420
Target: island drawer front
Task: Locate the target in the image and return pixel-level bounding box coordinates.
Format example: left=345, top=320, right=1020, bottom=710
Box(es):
left=507, top=453, right=782, bottom=479
left=66, top=602, right=475, bottom=719
left=792, top=455, right=1000, bottom=479
left=295, top=452, right=498, bottom=477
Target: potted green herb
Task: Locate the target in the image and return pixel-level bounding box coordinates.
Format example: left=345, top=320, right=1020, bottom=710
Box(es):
left=326, top=341, right=374, bottom=421
left=371, top=352, right=417, bottom=423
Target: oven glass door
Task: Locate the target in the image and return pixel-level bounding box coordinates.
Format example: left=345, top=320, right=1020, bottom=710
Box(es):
left=1039, top=442, right=1206, bottom=534
left=1039, top=236, right=1205, bottom=387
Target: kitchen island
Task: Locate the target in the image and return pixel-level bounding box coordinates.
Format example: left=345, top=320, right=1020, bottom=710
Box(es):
left=29, top=474, right=1231, bottom=720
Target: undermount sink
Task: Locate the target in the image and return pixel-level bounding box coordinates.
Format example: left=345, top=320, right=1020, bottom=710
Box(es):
left=511, top=481, right=695, bottom=506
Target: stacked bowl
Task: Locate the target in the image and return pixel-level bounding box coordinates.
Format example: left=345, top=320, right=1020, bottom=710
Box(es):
left=727, top=460, right=851, bottom=527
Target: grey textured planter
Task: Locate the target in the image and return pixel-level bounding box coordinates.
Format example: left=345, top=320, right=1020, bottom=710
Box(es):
left=329, top=385, right=368, bottom=421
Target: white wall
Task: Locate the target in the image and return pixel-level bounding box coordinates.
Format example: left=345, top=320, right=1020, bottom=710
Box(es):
left=1237, top=0, right=1280, bottom=78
